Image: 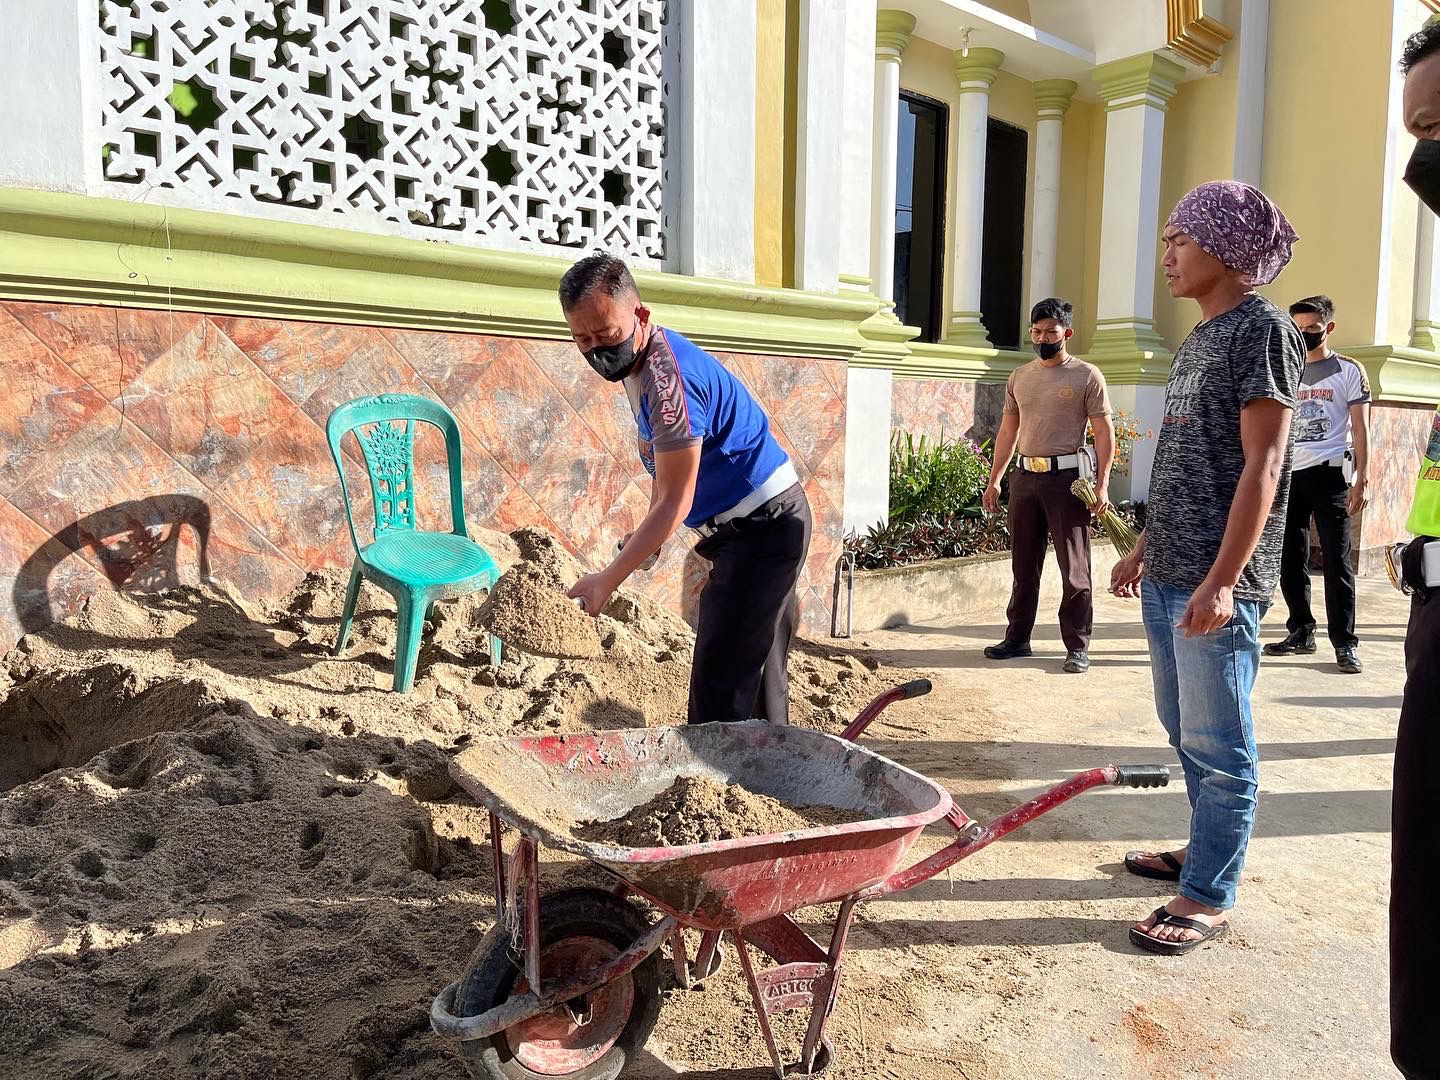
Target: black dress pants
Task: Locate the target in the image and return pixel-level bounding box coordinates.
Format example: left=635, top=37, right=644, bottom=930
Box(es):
left=1278, top=463, right=1357, bottom=649
left=687, top=484, right=812, bottom=725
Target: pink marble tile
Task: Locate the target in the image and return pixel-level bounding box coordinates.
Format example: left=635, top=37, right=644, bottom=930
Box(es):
left=446, top=343, right=573, bottom=484
left=382, top=327, right=514, bottom=410
left=297, top=331, right=436, bottom=430
left=5, top=302, right=203, bottom=400
left=521, top=337, right=596, bottom=411
left=815, top=357, right=848, bottom=399
left=808, top=431, right=846, bottom=529
left=118, top=321, right=301, bottom=488
left=212, top=401, right=348, bottom=568
left=520, top=419, right=636, bottom=570
left=212, top=318, right=393, bottom=408
left=0, top=308, right=111, bottom=489
left=739, top=354, right=844, bottom=474
left=10, top=407, right=302, bottom=602
left=0, top=497, right=111, bottom=649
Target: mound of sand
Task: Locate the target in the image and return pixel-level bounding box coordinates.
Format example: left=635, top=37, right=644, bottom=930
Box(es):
left=0, top=524, right=923, bottom=1079
left=577, top=775, right=865, bottom=848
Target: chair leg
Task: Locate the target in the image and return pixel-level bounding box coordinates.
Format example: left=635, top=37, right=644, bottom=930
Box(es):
left=489, top=633, right=503, bottom=668
left=392, top=592, right=428, bottom=694
left=334, top=561, right=363, bottom=657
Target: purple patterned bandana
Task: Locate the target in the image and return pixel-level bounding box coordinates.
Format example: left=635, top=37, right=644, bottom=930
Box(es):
left=1165, top=181, right=1299, bottom=286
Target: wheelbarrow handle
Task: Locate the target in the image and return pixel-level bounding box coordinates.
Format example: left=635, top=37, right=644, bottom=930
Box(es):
left=859, top=764, right=1168, bottom=900
left=840, top=679, right=932, bottom=742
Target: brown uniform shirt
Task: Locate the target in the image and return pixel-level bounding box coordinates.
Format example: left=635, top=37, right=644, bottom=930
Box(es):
left=1003, top=356, right=1112, bottom=457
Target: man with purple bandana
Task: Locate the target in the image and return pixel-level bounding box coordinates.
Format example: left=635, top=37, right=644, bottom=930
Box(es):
left=1110, top=181, right=1304, bottom=955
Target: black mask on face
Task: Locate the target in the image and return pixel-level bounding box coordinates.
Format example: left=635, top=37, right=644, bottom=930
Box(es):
left=1033, top=340, right=1064, bottom=361
left=1301, top=329, right=1327, bottom=352
left=1405, top=139, right=1440, bottom=217
left=584, top=322, right=640, bottom=382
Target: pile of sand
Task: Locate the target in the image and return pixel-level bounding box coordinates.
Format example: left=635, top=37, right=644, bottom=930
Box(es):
left=0, top=524, right=922, bottom=1079
left=475, top=534, right=601, bottom=659
left=576, top=775, right=865, bottom=848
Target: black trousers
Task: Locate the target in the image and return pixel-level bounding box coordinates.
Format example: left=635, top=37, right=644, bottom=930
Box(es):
left=1004, top=467, right=1093, bottom=652
left=1392, top=569, right=1440, bottom=1078
left=1278, top=464, right=1357, bottom=649
left=688, top=484, right=812, bottom=725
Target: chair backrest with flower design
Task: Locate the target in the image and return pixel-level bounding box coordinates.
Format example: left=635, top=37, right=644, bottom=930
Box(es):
left=325, top=394, right=469, bottom=556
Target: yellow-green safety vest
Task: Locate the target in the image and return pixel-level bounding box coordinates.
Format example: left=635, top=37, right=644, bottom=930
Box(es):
left=1407, top=404, right=1440, bottom=537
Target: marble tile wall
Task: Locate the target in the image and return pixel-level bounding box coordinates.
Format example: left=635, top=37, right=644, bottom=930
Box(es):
left=1359, top=400, right=1436, bottom=551
left=890, top=377, right=1005, bottom=446
left=0, top=301, right=847, bottom=649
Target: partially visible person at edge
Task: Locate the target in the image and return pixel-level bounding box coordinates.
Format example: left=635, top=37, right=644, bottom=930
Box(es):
left=1109, top=181, right=1304, bottom=956
left=1391, top=21, right=1440, bottom=1080
left=1263, top=295, right=1371, bottom=674
left=557, top=254, right=811, bottom=726
left=981, top=298, right=1115, bottom=674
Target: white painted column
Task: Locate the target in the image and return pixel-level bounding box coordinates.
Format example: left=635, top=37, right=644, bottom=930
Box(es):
left=946, top=47, right=1005, bottom=348
left=1088, top=53, right=1183, bottom=372
left=794, top=0, right=848, bottom=292
left=1027, top=78, right=1078, bottom=305
left=869, top=11, right=915, bottom=302
left=1231, top=0, right=1270, bottom=185
left=1411, top=209, right=1440, bottom=351
left=837, top=0, right=877, bottom=296
left=0, top=1, right=95, bottom=191
left=674, top=1, right=756, bottom=282
left=845, top=10, right=915, bottom=537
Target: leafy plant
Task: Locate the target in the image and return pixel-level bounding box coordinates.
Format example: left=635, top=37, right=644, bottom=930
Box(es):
left=889, top=430, right=991, bottom=523
left=1087, top=409, right=1153, bottom=477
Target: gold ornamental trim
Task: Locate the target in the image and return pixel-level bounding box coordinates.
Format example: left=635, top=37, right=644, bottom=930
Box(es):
left=1166, top=0, right=1234, bottom=68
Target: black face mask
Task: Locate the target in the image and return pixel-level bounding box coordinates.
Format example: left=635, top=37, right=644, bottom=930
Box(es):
left=1033, top=340, right=1064, bottom=361
left=584, top=323, right=640, bottom=382
left=1405, top=139, right=1440, bottom=217
left=1301, top=329, right=1327, bottom=352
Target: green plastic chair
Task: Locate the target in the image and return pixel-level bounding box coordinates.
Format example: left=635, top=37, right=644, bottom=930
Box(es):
left=326, top=393, right=502, bottom=693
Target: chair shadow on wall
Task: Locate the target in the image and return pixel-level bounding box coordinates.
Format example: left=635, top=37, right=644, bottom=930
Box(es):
left=10, top=495, right=385, bottom=692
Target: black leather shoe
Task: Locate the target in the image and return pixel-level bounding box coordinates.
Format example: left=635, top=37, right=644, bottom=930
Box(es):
left=1263, top=629, right=1316, bottom=656
left=984, top=640, right=1033, bottom=660
left=1336, top=647, right=1362, bottom=674
left=1063, top=650, right=1090, bottom=673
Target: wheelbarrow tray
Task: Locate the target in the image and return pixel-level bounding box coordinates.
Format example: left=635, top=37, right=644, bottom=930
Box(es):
left=449, top=721, right=953, bottom=930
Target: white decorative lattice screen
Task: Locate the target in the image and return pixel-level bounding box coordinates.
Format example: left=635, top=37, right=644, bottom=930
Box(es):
left=97, top=0, right=668, bottom=260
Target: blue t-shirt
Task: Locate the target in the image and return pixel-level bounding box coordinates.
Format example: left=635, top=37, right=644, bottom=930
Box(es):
left=622, top=328, right=790, bottom=528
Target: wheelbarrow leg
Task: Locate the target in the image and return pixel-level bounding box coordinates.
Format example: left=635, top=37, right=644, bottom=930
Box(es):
left=732, top=931, right=789, bottom=1079
left=799, top=897, right=856, bottom=1073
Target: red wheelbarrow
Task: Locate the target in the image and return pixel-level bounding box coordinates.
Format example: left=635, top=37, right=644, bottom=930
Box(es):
left=429, top=679, right=1169, bottom=1079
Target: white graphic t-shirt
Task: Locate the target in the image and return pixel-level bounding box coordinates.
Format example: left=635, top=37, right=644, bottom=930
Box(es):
left=1291, top=353, right=1371, bottom=472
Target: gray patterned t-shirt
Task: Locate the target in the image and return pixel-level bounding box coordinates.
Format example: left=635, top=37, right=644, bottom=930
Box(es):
left=1145, top=294, right=1305, bottom=601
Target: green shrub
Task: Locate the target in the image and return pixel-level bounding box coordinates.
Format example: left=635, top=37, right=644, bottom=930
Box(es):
left=889, top=430, right=991, bottom=523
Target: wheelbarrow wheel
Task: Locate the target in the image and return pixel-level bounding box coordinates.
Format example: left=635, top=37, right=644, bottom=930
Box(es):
left=454, top=888, right=664, bottom=1080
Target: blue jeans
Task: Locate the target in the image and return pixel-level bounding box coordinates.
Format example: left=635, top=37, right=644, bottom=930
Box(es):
left=1141, top=578, right=1264, bottom=910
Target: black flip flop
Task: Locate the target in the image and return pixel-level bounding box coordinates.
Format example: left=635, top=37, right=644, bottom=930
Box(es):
left=1124, top=849, right=1183, bottom=881
left=1128, top=906, right=1229, bottom=955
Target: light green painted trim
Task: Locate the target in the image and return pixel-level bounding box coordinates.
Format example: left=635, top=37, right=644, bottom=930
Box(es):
left=944, top=313, right=995, bottom=349
left=1347, top=345, right=1440, bottom=405
left=897, top=340, right=1027, bottom=383
left=875, top=10, right=916, bottom=57
left=1092, top=53, right=1184, bottom=112
left=838, top=272, right=873, bottom=287
left=0, top=187, right=884, bottom=361
left=1084, top=320, right=1173, bottom=383
left=1033, top=78, right=1079, bottom=116
left=953, top=46, right=1005, bottom=90
left=1409, top=321, right=1440, bottom=353
left=850, top=305, right=921, bottom=369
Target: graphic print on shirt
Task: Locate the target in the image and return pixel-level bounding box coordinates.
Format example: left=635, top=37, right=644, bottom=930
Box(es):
left=1294, top=397, right=1331, bottom=444
left=1162, top=362, right=1206, bottom=427
left=1428, top=410, right=1440, bottom=462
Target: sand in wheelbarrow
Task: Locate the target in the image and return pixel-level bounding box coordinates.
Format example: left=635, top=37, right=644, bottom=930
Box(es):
left=576, top=775, right=866, bottom=848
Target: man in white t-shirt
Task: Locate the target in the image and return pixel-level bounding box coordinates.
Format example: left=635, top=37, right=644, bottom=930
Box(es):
left=1264, top=295, right=1371, bottom=673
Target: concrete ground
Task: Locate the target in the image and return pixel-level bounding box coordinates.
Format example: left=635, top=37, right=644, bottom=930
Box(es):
left=639, top=576, right=1405, bottom=1079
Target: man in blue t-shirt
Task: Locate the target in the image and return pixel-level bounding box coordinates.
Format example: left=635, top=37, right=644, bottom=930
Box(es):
left=558, top=254, right=811, bottom=724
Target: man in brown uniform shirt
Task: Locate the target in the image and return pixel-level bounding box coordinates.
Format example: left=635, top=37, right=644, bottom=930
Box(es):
left=982, top=298, right=1115, bottom=672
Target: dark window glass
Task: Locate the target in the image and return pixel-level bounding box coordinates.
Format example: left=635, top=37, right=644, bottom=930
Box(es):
left=980, top=118, right=1028, bottom=349
left=894, top=93, right=947, bottom=344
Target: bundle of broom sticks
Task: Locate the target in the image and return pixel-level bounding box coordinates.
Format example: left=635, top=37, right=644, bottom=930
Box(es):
left=1071, top=477, right=1140, bottom=556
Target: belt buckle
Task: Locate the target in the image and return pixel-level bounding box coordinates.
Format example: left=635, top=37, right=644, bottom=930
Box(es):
left=1025, top=456, right=1050, bottom=473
